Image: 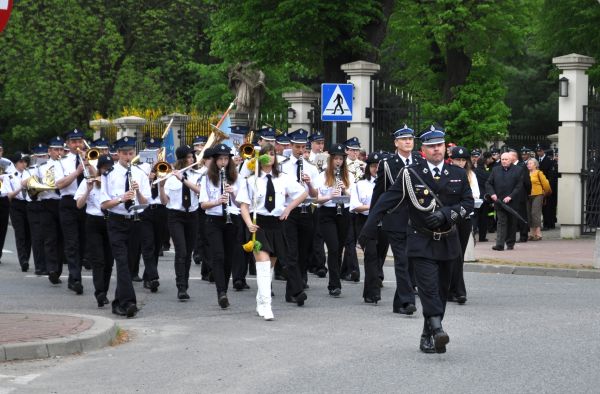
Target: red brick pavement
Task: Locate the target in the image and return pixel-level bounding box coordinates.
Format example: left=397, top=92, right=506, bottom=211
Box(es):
left=0, top=313, right=94, bottom=345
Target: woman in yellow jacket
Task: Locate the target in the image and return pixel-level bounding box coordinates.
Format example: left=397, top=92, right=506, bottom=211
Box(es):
left=527, top=158, right=552, bottom=240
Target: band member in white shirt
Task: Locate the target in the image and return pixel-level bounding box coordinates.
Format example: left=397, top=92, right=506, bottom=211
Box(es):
left=75, top=155, right=114, bottom=308
left=280, top=129, right=318, bottom=302
left=159, top=146, right=201, bottom=301
left=237, top=143, right=307, bottom=321
left=315, top=143, right=351, bottom=297
left=100, top=136, right=152, bottom=318
left=199, top=143, right=244, bottom=308
left=1, top=152, right=31, bottom=272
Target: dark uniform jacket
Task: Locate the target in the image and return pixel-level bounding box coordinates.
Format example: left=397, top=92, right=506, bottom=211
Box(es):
left=485, top=164, right=524, bottom=207
left=362, top=161, right=474, bottom=261
left=370, top=151, right=422, bottom=233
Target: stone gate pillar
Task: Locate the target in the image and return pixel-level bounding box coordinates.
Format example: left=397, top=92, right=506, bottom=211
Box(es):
left=552, top=53, right=596, bottom=238
left=113, top=116, right=146, bottom=140
left=341, top=60, right=380, bottom=152
left=160, top=113, right=190, bottom=148
left=89, top=119, right=111, bottom=141
left=282, top=91, right=319, bottom=133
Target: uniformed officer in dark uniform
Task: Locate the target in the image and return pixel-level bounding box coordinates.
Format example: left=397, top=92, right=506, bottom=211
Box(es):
left=363, top=125, right=421, bottom=315
left=360, top=126, right=474, bottom=354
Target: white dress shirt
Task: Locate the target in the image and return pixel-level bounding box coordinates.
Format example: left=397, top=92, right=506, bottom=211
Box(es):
left=53, top=152, right=81, bottom=197
left=163, top=169, right=201, bottom=212
left=236, top=171, right=305, bottom=216
left=199, top=174, right=242, bottom=216
left=100, top=162, right=151, bottom=215
left=37, top=159, right=61, bottom=201
left=315, top=172, right=351, bottom=208
left=0, top=170, right=27, bottom=201
left=280, top=156, right=319, bottom=204
left=349, top=177, right=376, bottom=215
left=74, top=181, right=104, bottom=217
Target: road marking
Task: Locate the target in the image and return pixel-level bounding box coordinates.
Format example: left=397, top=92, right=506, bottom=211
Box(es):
left=1, top=249, right=14, bottom=254
left=25, top=275, right=93, bottom=279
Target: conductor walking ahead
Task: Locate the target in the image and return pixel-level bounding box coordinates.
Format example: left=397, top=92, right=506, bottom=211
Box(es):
left=360, top=126, right=474, bottom=354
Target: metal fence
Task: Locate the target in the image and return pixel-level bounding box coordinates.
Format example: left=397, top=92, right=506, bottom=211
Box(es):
left=582, top=86, right=600, bottom=234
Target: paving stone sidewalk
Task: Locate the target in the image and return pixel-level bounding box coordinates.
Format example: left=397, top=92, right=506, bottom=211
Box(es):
left=0, top=313, right=117, bottom=362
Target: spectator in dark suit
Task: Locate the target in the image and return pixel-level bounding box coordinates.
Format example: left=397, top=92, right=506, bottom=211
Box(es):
left=486, top=152, right=524, bottom=251
left=509, top=150, right=531, bottom=242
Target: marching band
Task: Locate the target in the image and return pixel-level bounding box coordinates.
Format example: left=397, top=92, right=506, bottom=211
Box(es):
left=0, top=124, right=475, bottom=354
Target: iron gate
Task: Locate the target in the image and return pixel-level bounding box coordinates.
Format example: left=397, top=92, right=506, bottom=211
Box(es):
left=582, top=88, right=600, bottom=234
left=367, top=80, right=421, bottom=152
left=308, top=103, right=348, bottom=148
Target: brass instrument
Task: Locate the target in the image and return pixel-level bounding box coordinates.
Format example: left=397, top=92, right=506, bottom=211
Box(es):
left=26, top=165, right=56, bottom=198
left=239, top=130, right=256, bottom=159
left=220, top=167, right=233, bottom=224
left=335, top=167, right=343, bottom=216
left=152, top=146, right=172, bottom=178
left=76, top=148, right=91, bottom=179
left=83, top=140, right=100, bottom=168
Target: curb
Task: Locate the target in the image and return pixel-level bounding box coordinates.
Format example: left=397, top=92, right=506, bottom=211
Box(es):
left=0, top=314, right=118, bottom=362
left=464, top=263, right=600, bottom=279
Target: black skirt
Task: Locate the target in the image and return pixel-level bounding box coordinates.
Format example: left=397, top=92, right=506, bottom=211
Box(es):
left=253, top=214, right=288, bottom=258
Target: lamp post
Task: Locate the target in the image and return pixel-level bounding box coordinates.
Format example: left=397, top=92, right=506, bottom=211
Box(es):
left=559, top=77, right=569, bottom=97
left=287, top=108, right=296, bottom=120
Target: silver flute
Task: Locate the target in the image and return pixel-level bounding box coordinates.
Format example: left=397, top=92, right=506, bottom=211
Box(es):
left=220, top=167, right=232, bottom=224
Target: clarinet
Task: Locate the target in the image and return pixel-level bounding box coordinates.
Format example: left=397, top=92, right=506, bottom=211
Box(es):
left=220, top=167, right=232, bottom=224
left=335, top=167, right=343, bottom=215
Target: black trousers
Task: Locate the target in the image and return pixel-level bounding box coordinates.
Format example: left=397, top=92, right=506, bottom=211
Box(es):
left=107, top=215, right=137, bottom=308
left=40, top=199, right=63, bottom=276
left=341, top=213, right=360, bottom=279
left=127, top=211, right=158, bottom=281
left=284, top=208, right=315, bottom=284
left=283, top=208, right=314, bottom=297
left=9, top=199, right=31, bottom=266
left=476, top=203, right=489, bottom=241
left=205, top=214, right=243, bottom=294
left=413, top=256, right=452, bottom=319
left=168, top=209, right=198, bottom=289
left=59, top=196, right=86, bottom=284
left=450, top=219, right=470, bottom=298
left=309, top=208, right=327, bottom=273
left=319, top=207, right=349, bottom=290
left=496, top=207, right=517, bottom=248
left=0, top=197, right=10, bottom=261
left=377, top=230, right=389, bottom=280
left=144, top=205, right=168, bottom=273
left=27, top=201, right=46, bottom=272
left=387, top=231, right=416, bottom=309
left=86, top=214, right=113, bottom=297
left=194, top=208, right=209, bottom=266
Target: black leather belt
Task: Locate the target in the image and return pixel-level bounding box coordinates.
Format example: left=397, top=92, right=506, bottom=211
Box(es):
left=61, top=195, right=74, bottom=199
left=409, top=221, right=455, bottom=241
left=148, top=204, right=163, bottom=210
left=108, top=212, right=134, bottom=220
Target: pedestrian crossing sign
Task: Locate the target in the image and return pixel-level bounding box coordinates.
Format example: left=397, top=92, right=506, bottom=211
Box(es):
left=321, top=83, right=353, bottom=122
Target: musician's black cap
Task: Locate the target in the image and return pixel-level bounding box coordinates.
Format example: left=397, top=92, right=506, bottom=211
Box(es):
left=96, top=155, right=114, bottom=170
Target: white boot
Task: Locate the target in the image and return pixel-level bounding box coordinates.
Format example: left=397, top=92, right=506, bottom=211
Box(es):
left=256, top=261, right=274, bottom=321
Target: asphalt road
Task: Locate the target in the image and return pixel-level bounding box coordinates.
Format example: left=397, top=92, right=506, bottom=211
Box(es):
left=1, top=229, right=600, bottom=393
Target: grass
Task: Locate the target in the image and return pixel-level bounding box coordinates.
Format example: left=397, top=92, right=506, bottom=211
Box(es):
left=111, top=326, right=130, bottom=346
left=471, top=258, right=596, bottom=270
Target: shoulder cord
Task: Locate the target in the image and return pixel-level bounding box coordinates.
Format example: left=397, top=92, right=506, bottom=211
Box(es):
left=387, top=168, right=437, bottom=214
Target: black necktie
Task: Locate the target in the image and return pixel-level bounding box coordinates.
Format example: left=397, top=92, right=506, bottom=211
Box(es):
left=406, top=158, right=410, bottom=166
left=124, top=171, right=133, bottom=210
left=151, top=183, right=158, bottom=199
left=296, top=161, right=301, bottom=183
left=433, top=167, right=441, bottom=181
left=182, top=172, right=191, bottom=212
left=265, top=174, right=275, bottom=212
left=75, top=154, right=84, bottom=185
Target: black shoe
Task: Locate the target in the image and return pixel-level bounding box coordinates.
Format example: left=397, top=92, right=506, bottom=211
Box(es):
left=394, top=303, right=417, bottom=315
left=350, top=271, right=359, bottom=282
left=364, top=295, right=381, bottom=304
left=316, top=268, right=327, bottom=278
left=428, top=316, right=449, bottom=353
left=34, top=270, right=47, bottom=276
left=491, top=245, right=504, bottom=251
left=144, top=279, right=160, bottom=293
left=112, top=303, right=137, bottom=318
left=286, top=291, right=307, bottom=306
left=456, top=295, right=467, bottom=304
left=342, top=274, right=353, bottom=281
left=448, top=294, right=458, bottom=303
left=96, top=292, right=109, bottom=308
left=82, top=261, right=92, bottom=270
left=48, top=271, right=62, bottom=284
left=243, top=282, right=250, bottom=289
left=377, top=279, right=384, bottom=288
left=193, top=256, right=201, bottom=265
left=303, top=282, right=309, bottom=289
left=420, top=335, right=436, bottom=354
left=68, top=281, right=83, bottom=295
left=308, top=267, right=317, bottom=274
left=158, top=249, right=164, bottom=257
left=218, top=292, right=230, bottom=309
left=162, top=244, right=170, bottom=251
left=329, top=288, right=341, bottom=297
left=479, top=238, right=489, bottom=242
left=201, top=274, right=209, bottom=281
left=233, top=279, right=245, bottom=291
left=507, top=245, right=514, bottom=250
left=274, top=274, right=286, bottom=281
left=177, top=288, right=190, bottom=301
left=20, top=262, right=29, bottom=272
left=208, top=272, right=215, bottom=283
left=131, top=274, right=142, bottom=282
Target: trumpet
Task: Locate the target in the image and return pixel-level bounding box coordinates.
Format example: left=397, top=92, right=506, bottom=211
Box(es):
left=220, top=167, right=233, bottom=224
left=335, top=167, right=343, bottom=216
left=83, top=140, right=100, bottom=168
left=239, top=130, right=255, bottom=159
left=76, top=148, right=91, bottom=179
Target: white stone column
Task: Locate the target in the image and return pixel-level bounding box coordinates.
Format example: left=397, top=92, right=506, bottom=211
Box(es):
left=552, top=53, right=596, bottom=239
left=282, top=91, right=319, bottom=132
left=89, top=119, right=111, bottom=140
left=113, top=116, right=146, bottom=140
left=341, top=61, right=380, bottom=152
left=160, top=113, right=190, bottom=148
